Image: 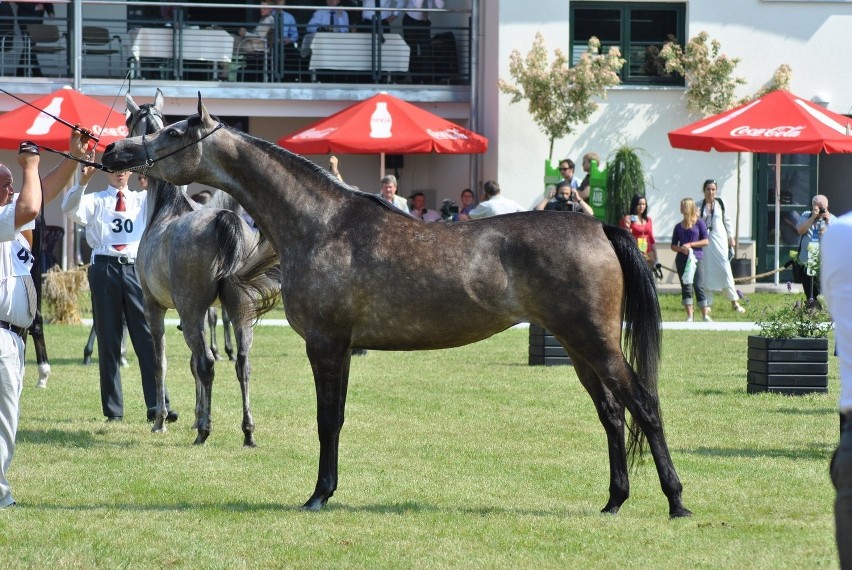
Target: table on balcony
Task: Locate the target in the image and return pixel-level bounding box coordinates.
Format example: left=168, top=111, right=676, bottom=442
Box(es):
left=129, top=27, right=234, bottom=80
left=300, top=32, right=410, bottom=82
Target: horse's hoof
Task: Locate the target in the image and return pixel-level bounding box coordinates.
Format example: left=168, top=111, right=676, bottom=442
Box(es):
left=151, top=423, right=166, bottom=433
left=600, top=505, right=621, bottom=515
left=243, top=436, right=257, bottom=448
left=194, top=431, right=210, bottom=445
left=82, top=355, right=91, bottom=365
left=301, top=499, right=326, bottom=512
left=670, top=507, right=693, bottom=519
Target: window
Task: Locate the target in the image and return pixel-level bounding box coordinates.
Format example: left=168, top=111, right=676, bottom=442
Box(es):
left=570, top=2, right=685, bottom=85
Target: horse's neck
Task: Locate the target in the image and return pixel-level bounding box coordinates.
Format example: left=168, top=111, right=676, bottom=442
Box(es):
left=145, top=181, right=194, bottom=227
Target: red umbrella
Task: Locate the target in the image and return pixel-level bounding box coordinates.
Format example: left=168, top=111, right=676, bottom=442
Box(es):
left=668, top=89, right=852, bottom=284
left=0, top=86, right=128, bottom=151
left=278, top=92, right=487, bottom=176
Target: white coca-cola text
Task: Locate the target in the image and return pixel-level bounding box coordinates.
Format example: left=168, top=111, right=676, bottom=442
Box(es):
left=730, top=125, right=805, bottom=138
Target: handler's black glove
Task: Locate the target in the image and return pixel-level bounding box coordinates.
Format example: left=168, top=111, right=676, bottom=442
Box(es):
left=18, top=141, right=39, bottom=155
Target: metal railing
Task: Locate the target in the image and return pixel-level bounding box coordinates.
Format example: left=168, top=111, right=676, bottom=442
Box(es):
left=0, top=2, right=472, bottom=86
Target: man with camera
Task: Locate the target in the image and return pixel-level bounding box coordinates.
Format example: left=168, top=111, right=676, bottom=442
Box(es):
left=796, top=194, right=837, bottom=299
left=533, top=180, right=593, bottom=215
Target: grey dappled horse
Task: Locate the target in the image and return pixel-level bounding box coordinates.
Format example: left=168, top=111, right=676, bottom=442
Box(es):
left=126, top=90, right=280, bottom=446
left=103, top=95, right=691, bottom=518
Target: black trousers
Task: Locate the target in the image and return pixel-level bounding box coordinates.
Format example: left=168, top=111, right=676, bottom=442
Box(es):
left=402, top=14, right=431, bottom=79
left=88, top=260, right=168, bottom=418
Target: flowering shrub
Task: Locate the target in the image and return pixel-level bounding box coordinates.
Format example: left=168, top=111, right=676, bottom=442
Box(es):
left=498, top=33, right=624, bottom=159
left=755, top=285, right=832, bottom=339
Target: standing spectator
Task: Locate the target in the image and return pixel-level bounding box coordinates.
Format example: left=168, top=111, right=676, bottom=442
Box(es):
left=271, top=0, right=302, bottom=82
left=699, top=179, right=745, bottom=314
left=822, top=211, right=852, bottom=570
left=402, top=0, right=444, bottom=82
left=533, top=180, right=593, bottom=215
left=15, top=2, right=54, bottom=77
left=796, top=194, right=837, bottom=300
left=376, top=174, right=409, bottom=213
left=467, top=180, right=525, bottom=219
left=307, top=0, right=350, bottom=34
left=577, top=151, right=600, bottom=201
left=361, top=0, right=400, bottom=35
left=408, top=192, right=441, bottom=221
left=620, top=194, right=657, bottom=267
left=671, top=197, right=710, bottom=322
left=62, top=166, right=178, bottom=424
left=1, top=131, right=91, bottom=509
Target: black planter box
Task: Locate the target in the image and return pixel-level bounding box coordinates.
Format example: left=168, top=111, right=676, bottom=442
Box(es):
left=529, top=324, right=573, bottom=366
left=746, top=336, right=828, bottom=395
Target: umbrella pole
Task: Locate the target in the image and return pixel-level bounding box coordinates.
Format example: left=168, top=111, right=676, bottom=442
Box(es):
left=380, top=153, right=385, bottom=180
left=774, top=154, right=781, bottom=286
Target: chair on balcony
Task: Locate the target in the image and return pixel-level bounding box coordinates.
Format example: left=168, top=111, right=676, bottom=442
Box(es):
left=0, top=29, right=14, bottom=76
left=236, top=33, right=270, bottom=82
left=82, top=26, right=121, bottom=77
left=24, top=24, right=65, bottom=77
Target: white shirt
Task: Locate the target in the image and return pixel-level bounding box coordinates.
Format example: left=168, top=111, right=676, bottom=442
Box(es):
left=820, top=212, right=852, bottom=412
left=411, top=207, right=441, bottom=222
left=468, top=195, right=525, bottom=219
left=307, top=8, right=350, bottom=33
left=404, top=0, right=444, bottom=20
left=376, top=193, right=410, bottom=214
left=0, top=198, right=36, bottom=327
left=362, top=0, right=401, bottom=21
left=62, top=184, right=148, bottom=260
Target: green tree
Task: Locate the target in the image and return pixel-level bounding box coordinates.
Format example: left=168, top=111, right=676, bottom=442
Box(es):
left=498, top=33, right=624, bottom=160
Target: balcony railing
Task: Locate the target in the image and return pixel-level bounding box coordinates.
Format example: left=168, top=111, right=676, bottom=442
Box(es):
left=0, top=1, right=472, bottom=87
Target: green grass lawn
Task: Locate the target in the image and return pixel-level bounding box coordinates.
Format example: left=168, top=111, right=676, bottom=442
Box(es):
left=0, top=319, right=840, bottom=568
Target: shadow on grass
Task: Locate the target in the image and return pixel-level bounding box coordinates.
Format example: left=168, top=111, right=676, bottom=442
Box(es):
left=17, top=428, right=101, bottom=448
left=689, top=442, right=833, bottom=461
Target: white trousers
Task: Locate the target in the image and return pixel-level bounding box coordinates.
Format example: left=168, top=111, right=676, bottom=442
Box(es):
left=0, top=328, right=25, bottom=507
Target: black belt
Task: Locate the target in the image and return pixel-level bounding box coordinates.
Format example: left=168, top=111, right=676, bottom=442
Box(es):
left=94, top=254, right=135, bottom=265
left=0, top=320, right=28, bottom=340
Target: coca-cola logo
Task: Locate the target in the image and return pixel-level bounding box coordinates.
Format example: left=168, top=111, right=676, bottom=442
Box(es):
left=90, top=124, right=129, bottom=138
left=293, top=127, right=336, bottom=140
left=730, top=125, right=805, bottom=138
left=427, top=128, right=470, bottom=140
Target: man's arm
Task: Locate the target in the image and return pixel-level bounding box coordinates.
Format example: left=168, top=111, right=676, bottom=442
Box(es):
left=15, top=144, right=42, bottom=228
left=41, top=129, right=92, bottom=205
left=61, top=156, right=97, bottom=224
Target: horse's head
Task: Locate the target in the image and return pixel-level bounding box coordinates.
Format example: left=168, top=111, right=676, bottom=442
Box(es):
left=104, top=93, right=219, bottom=186
left=125, top=88, right=166, bottom=137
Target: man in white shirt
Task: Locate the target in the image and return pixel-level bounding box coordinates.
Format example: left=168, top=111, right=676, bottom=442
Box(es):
left=361, top=0, right=400, bottom=35
left=307, top=0, right=350, bottom=34
left=63, top=167, right=177, bottom=424
left=402, top=0, right=444, bottom=80
left=822, top=211, right=852, bottom=569
left=0, top=131, right=91, bottom=509
left=408, top=192, right=441, bottom=222
left=467, top=180, right=525, bottom=219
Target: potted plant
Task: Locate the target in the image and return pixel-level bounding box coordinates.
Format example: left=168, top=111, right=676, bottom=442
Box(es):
left=748, top=288, right=833, bottom=395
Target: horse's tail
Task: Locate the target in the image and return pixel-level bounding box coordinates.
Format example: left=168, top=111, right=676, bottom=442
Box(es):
left=233, top=236, right=282, bottom=321
left=212, top=210, right=247, bottom=281
left=602, top=224, right=663, bottom=467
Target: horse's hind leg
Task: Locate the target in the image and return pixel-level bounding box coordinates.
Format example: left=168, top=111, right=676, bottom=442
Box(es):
left=144, top=303, right=170, bottom=434
left=183, top=318, right=215, bottom=445
left=302, top=335, right=352, bottom=511
left=585, top=352, right=691, bottom=518
left=572, top=360, right=630, bottom=514
left=231, top=318, right=256, bottom=447
left=29, top=310, right=50, bottom=388
left=82, top=324, right=96, bottom=365
left=222, top=308, right=235, bottom=361
left=207, top=307, right=222, bottom=361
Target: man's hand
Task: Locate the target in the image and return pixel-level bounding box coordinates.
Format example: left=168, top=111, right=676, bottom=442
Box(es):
left=69, top=126, right=94, bottom=159
left=17, top=141, right=40, bottom=170
left=80, top=152, right=97, bottom=184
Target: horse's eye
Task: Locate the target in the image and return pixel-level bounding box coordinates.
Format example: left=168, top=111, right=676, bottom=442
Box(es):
left=167, top=129, right=180, bottom=138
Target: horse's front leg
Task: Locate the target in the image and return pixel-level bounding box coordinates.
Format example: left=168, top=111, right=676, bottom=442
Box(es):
left=144, top=302, right=169, bottom=433
left=302, top=335, right=352, bottom=511
left=572, top=360, right=630, bottom=515
left=232, top=320, right=256, bottom=447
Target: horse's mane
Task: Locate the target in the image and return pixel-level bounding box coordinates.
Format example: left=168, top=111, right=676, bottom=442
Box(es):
left=219, top=124, right=411, bottom=217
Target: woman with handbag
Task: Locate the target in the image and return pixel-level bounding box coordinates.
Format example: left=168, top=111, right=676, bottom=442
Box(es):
left=671, top=198, right=710, bottom=322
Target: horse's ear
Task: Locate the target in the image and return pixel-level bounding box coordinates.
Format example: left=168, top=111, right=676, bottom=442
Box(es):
left=125, top=92, right=140, bottom=114
left=197, top=92, right=212, bottom=124
left=154, top=88, right=165, bottom=112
